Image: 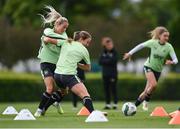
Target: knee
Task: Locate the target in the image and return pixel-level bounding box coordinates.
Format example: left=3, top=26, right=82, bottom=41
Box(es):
left=44, top=80, right=54, bottom=93
left=46, top=85, right=54, bottom=94
left=147, top=83, right=157, bottom=93
left=152, top=82, right=157, bottom=89
left=149, top=81, right=157, bottom=88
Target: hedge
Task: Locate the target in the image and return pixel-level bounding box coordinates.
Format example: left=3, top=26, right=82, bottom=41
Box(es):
left=0, top=72, right=180, bottom=102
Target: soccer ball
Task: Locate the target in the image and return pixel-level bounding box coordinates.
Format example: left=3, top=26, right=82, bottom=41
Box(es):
left=122, top=102, right=137, bottom=116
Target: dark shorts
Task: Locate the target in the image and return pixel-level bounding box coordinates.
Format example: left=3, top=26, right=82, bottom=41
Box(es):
left=54, top=73, right=82, bottom=89
left=40, top=62, right=56, bottom=78
left=143, top=66, right=161, bottom=82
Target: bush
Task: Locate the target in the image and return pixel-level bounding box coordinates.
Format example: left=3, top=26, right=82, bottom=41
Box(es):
left=0, top=72, right=180, bottom=102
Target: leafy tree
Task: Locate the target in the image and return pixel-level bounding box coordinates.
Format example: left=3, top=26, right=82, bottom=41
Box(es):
left=168, top=0, right=180, bottom=57
left=0, top=0, right=180, bottom=67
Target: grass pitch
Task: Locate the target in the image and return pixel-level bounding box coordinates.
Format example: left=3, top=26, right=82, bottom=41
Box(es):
left=0, top=101, right=180, bottom=128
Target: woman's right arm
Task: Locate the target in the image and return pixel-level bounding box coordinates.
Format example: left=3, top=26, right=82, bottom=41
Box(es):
left=128, top=43, right=146, bottom=55
left=123, top=43, right=146, bottom=60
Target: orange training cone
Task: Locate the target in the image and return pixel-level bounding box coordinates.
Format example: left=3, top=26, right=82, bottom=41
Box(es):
left=169, top=111, right=180, bottom=125
left=150, top=106, right=169, bottom=117
left=77, top=107, right=90, bottom=116
left=169, top=110, right=178, bottom=118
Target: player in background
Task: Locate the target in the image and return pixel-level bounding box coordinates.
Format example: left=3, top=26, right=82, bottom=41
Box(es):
left=123, top=26, right=178, bottom=111
left=34, top=6, right=68, bottom=117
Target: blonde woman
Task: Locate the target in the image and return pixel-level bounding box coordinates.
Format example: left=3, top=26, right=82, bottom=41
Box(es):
left=123, top=26, right=178, bottom=111
left=34, top=6, right=69, bottom=117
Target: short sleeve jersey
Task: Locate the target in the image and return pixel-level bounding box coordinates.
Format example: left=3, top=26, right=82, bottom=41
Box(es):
left=37, top=28, right=68, bottom=64
left=55, top=41, right=91, bottom=75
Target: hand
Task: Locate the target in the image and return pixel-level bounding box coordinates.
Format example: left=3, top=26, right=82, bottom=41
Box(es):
left=165, top=60, right=173, bottom=65
left=123, top=53, right=131, bottom=61
left=78, top=63, right=83, bottom=67
left=43, top=36, right=50, bottom=44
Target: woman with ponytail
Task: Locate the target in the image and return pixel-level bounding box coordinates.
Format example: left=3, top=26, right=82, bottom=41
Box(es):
left=34, top=6, right=69, bottom=117
left=123, top=26, right=178, bottom=111
left=40, top=31, right=95, bottom=114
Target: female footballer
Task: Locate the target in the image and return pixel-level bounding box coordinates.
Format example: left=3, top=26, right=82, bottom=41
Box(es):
left=123, top=26, right=178, bottom=111
left=42, top=31, right=94, bottom=113
left=34, top=6, right=69, bottom=117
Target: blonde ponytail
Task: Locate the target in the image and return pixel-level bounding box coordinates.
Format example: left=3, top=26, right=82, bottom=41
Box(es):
left=39, top=5, right=62, bottom=26
left=149, top=26, right=168, bottom=39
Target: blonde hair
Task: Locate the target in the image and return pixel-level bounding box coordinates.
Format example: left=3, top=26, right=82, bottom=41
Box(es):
left=149, top=26, right=168, bottom=39
left=39, top=5, right=68, bottom=26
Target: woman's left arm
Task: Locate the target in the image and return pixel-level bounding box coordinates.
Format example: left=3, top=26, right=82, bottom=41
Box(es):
left=168, top=52, right=178, bottom=64
left=43, top=36, right=66, bottom=46
left=43, top=37, right=58, bottom=45
left=166, top=46, right=178, bottom=65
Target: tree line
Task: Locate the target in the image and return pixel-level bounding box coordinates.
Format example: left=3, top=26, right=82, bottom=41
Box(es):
left=0, top=0, right=180, bottom=68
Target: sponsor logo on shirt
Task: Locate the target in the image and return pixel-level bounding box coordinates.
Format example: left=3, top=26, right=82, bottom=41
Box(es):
left=154, top=46, right=157, bottom=49
left=153, top=54, right=164, bottom=60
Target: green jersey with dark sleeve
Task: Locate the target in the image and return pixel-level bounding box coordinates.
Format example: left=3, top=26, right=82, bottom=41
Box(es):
left=143, top=39, right=176, bottom=72
left=55, top=41, right=91, bottom=75
left=37, top=28, right=68, bottom=64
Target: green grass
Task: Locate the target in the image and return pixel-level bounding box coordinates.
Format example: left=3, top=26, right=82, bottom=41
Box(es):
left=0, top=101, right=180, bottom=128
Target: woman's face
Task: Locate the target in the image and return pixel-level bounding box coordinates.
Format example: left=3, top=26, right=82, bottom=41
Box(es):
left=103, top=39, right=114, bottom=50
left=159, top=32, right=169, bottom=43
left=55, top=21, right=69, bottom=34
left=80, top=38, right=92, bottom=47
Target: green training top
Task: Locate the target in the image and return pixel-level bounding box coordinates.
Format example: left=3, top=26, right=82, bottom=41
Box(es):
left=144, top=39, right=176, bottom=72
left=55, top=41, right=91, bottom=75
left=37, top=28, right=68, bottom=64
